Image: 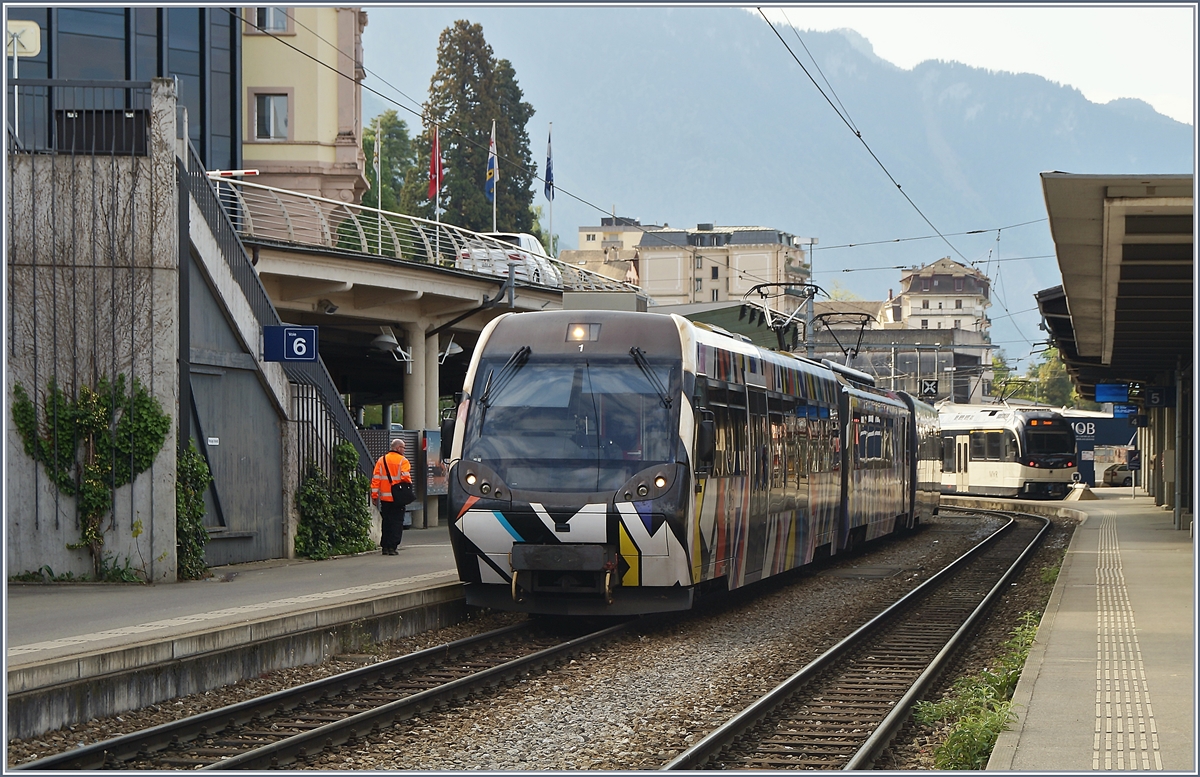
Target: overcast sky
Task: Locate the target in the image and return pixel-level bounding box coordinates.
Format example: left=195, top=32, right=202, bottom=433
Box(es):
left=757, top=5, right=1196, bottom=125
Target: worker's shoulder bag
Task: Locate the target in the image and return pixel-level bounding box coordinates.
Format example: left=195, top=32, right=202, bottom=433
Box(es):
left=386, top=454, right=415, bottom=507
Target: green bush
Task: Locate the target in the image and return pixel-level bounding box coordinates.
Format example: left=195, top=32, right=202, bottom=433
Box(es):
left=176, top=441, right=213, bottom=580
left=295, top=442, right=374, bottom=559
left=12, top=375, right=169, bottom=580
left=913, top=612, right=1040, bottom=769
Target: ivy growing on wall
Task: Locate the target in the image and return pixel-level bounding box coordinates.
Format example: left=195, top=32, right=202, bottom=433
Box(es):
left=176, top=441, right=212, bottom=580
left=295, top=441, right=374, bottom=560
left=12, top=375, right=170, bottom=580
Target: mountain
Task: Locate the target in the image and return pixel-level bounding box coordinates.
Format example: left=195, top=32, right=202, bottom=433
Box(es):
left=361, top=6, right=1193, bottom=364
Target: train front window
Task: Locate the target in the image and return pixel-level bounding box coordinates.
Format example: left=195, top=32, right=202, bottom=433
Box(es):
left=463, top=356, right=680, bottom=492
left=1025, top=428, right=1075, bottom=455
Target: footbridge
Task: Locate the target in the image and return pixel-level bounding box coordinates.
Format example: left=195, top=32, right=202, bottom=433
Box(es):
left=209, top=176, right=642, bottom=473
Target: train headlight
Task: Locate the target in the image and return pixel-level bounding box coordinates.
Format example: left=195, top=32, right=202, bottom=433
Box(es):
left=465, top=472, right=477, bottom=485
left=566, top=323, right=601, bottom=342
left=617, top=466, right=679, bottom=502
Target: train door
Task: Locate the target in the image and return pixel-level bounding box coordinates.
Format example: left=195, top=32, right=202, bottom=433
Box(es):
left=955, top=435, right=970, bottom=492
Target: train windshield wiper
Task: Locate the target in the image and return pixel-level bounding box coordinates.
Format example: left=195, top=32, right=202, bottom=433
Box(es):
left=480, top=345, right=531, bottom=408
left=630, top=347, right=671, bottom=409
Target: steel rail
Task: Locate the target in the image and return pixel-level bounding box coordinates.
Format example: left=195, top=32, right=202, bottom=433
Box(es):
left=663, top=510, right=1049, bottom=770
left=16, top=620, right=632, bottom=771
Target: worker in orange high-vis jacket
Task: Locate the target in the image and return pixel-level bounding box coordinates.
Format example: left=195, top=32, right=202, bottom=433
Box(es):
left=371, top=438, right=413, bottom=555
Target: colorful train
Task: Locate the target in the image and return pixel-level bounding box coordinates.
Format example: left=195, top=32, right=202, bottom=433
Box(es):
left=442, top=310, right=941, bottom=616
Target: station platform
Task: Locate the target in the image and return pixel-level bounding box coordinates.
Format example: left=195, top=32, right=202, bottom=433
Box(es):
left=987, top=489, right=1195, bottom=772
left=5, top=494, right=1195, bottom=770
left=5, top=526, right=464, bottom=740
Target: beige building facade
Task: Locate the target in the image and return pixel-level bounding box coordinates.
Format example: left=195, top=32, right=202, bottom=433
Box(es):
left=559, top=216, right=660, bottom=286
left=637, top=223, right=813, bottom=312
left=881, top=257, right=991, bottom=333
left=241, top=6, right=368, bottom=203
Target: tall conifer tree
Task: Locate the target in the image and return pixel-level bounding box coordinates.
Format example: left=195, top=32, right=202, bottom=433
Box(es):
left=400, top=20, right=536, bottom=233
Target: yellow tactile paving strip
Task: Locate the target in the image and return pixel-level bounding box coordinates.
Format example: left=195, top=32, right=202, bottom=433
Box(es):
left=1094, top=511, right=1163, bottom=770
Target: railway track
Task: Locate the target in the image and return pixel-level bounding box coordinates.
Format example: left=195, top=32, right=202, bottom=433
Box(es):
left=664, top=509, right=1048, bottom=771
left=16, top=620, right=632, bottom=771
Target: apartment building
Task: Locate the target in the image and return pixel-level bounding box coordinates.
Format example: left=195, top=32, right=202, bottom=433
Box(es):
left=637, top=223, right=813, bottom=311
left=880, top=256, right=992, bottom=333
left=241, top=6, right=369, bottom=203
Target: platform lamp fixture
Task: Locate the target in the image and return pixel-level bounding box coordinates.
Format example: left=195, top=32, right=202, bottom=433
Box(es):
left=371, top=325, right=413, bottom=373
left=438, top=334, right=464, bottom=365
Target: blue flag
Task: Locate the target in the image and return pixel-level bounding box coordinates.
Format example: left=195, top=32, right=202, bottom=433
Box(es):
left=485, top=120, right=497, bottom=204
left=544, top=128, right=554, bottom=200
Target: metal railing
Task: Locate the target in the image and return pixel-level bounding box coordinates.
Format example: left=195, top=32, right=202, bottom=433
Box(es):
left=210, top=177, right=641, bottom=293
left=182, top=142, right=373, bottom=477
left=7, top=79, right=152, bottom=156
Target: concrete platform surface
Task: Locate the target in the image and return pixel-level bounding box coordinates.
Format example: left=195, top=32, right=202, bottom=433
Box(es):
left=988, top=491, right=1195, bottom=772
left=5, top=525, right=459, bottom=670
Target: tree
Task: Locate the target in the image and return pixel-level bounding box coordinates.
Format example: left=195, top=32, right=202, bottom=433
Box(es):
left=990, top=348, right=1099, bottom=410
left=530, top=205, right=559, bottom=256
left=825, top=280, right=862, bottom=301
left=399, top=20, right=536, bottom=233
left=362, top=110, right=417, bottom=213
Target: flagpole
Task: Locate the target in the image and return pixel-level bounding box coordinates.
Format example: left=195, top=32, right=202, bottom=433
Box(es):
left=491, top=119, right=497, bottom=233
left=547, top=122, right=553, bottom=258
left=375, top=115, right=382, bottom=255
left=433, top=125, right=440, bottom=261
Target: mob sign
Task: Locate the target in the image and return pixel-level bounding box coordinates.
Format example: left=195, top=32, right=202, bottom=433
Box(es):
left=264, top=326, right=318, bottom=362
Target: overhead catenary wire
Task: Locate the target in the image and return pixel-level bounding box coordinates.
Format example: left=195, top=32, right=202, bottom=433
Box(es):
left=757, top=8, right=969, bottom=265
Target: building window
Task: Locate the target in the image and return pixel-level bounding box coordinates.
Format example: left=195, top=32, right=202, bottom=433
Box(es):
left=955, top=299, right=963, bottom=309
left=921, top=278, right=931, bottom=291
left=937, top=321, right=943, bottom=329
left=922, top=299, right=929, bottom=309
left=921, top=319, right=928, bottom=329
left=586, top=234, right=596, bottom=242
left=711, top=288, right=720, bottom=302
left=254, top=92, right=288, bottom=139
left=954, top=319, right=961, bottom=329
left=255, top=7, right=289, bottom=32
left=694, top=278, right=703, bottom=292
left=955, top=277, right=964, bottom=291
left=695, top=256, right=703, bottom=270
left=710, top=266, right=719, bottom=280
left=938, top=301, right=943, bottom=309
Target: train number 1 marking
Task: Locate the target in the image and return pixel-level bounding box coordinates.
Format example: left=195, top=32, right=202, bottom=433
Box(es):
left=579, top=344, right=584, bottom=351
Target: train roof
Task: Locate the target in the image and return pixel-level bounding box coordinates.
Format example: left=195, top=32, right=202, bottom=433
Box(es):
left=939, top=404, right=1069, bottom=430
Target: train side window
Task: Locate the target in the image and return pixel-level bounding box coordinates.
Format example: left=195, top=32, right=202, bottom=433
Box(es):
left=1003, top=431, right=1019, bottom=461
left=943, top=434, right=956, bottom=470
left=986, top=432, right=1003, bottom=461
left=970, top=431, right=987, bottom=460
left=692, top=376, right=708, bottom=408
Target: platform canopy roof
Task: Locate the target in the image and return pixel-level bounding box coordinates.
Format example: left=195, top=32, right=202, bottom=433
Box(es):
left=1037, top=173, right=1193, bottom=401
